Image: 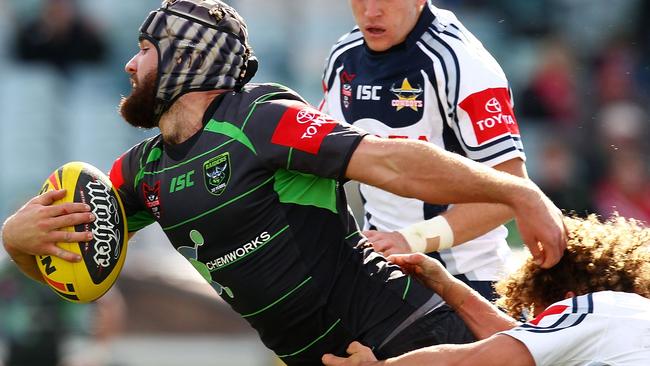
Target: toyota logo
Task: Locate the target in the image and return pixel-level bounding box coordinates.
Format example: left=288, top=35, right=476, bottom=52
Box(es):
left=485, top=98, right=502, bottom=114
left=296, top=109, right=318, bottom=124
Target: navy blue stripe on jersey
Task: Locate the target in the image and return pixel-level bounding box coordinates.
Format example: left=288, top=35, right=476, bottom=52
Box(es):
left=416, top=39, right=468, bottom=159
left=436, top=107, right=524, bottom=161
left=472, top=146, right=522, bottom=164
left=417, top=37, right=453, bottom=112
left=422, top=28, right=461, bottom=115
left=442, top=30, right=461, bottom=42
left=426, top=54, right=454, bottom=132
left=516, top=293, right=594, bottom=334
left=443, top=120, right=524, bottom=162
left=452, top=131, right=522, bottom=153
left=445, top=24, right=469, bottom=43
left=323, top=30, right=364, bottom=89
left=520, top=314, right=588, bottom=334
left=428, top=21, right=463, bottom=43
left=330, top=28, right=363, bottom=55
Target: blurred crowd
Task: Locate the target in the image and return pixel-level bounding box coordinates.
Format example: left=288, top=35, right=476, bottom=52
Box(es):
left=0, top=0, right=648, bottom=365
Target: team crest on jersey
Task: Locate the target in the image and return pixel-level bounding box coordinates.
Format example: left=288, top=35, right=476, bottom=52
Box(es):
left=142, top=181, right=162, bottom=219
left=390, top=78, right=423, bottom=111
left=340, top=70, right=356, bottom=109
left=203, top=152, right=231, bottom=196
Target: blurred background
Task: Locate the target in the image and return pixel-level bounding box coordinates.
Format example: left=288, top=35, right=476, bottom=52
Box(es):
left=0, top=0, right=648, bottom=365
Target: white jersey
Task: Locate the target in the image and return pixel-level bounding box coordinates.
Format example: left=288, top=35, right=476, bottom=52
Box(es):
left=321, top=2, right=525, bottom=280
left=502, top=291, right=650, bottom=366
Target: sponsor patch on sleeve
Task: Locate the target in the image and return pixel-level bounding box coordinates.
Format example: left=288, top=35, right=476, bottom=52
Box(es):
left=271, top=104, right=338, bottom=154
left=458, top=87, right=520, bottom=145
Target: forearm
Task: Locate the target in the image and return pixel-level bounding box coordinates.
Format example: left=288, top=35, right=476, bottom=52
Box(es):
left=347, top=137, right=536, bottom=208
left=395, top=203, right=515, bottom=254
left=442, top=202, right=513, bottom=246
left=441, top=157, right=525, bottom=245
left=424, top=263, right=517, bottom=339
left=447, top=278, right=518, bottom=339
left=403, top=157, right=524, bottom=251
left=381, top=336, right=533, bottom=366
left=382, top=343, right=485, bottom=366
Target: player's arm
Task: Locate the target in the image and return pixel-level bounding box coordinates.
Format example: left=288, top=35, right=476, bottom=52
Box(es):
left=388, top=253, right=517, bottom=338
left=1, top=189, right=94, bottom=282
left=439, top=157, right=525, bottom=246
left=322, top=336, right=534, bottom=366
left=365, top=158, right=525, bottom=255
left=346, top=135, right=566, bottom=268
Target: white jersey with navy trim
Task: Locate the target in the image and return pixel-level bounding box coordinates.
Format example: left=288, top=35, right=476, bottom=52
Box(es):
left=501, top=291, right=650, bottom=366
left=321, top=2, right=525, bottom=280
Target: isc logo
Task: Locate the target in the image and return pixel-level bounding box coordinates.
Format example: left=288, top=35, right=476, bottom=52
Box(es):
left=356, top=85, right=382, bottom=101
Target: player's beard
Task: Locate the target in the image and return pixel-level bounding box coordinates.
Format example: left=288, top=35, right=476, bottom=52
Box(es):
left=119, top=71, right=158, bottom=129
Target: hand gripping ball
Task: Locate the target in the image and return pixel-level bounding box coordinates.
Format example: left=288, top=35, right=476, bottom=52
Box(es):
left=36, top=162, right=128, bottom=303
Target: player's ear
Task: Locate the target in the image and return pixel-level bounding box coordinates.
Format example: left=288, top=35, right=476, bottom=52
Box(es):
left=564, top=291, right=576, bottom=299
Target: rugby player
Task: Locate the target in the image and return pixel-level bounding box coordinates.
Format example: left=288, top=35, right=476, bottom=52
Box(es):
left=322, top=0, right=528, bottom=300
left=323, top=215, right=650, bottom=365
left=2, top=1, right=565, bottom=364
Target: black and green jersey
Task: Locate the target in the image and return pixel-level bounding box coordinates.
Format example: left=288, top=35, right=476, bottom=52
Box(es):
left=109, top=83, right=436, bottom=364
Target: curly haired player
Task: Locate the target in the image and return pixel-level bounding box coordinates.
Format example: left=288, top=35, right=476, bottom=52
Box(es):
left=323, top=215, right=650, bottom=365
left=495, top=214, right=650, bottom=319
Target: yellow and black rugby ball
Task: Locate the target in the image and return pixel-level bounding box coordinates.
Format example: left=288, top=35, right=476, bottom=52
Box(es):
left=37, top=161, right=128, bottom=303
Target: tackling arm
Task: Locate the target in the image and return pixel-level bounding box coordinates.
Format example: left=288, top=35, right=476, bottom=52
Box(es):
left=322, top=336, right=534, bottom=366
left=439, top=157, right=525, bottom=246
left=346, top=136, right=566, bottom=268
left=384, top=335, right=534, bottom=366
left=367, top=158, right=525, bottom=255
left=388, top=253, right=517, bottom=339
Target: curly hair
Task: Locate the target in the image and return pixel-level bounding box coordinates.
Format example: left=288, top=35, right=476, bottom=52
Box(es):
left=494, top=214, right=650, bottom=319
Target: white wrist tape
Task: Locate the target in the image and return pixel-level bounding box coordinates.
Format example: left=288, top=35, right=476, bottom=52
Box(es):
left=398, top=216, right=454, bottom=253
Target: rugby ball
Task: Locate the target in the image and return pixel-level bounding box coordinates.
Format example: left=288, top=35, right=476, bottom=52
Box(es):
left=36, top=161, right=128, bottom=303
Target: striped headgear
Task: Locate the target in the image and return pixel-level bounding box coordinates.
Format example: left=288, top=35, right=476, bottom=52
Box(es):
left=139, top=0, right=258, bottom=122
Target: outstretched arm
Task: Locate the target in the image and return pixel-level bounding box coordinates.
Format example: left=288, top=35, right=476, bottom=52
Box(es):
left=364, top=158, right=525, bottom=255
left=1, top=189, right=94, bottom=282
left=388, top=253, right=517, bottom=339
left=346, top=136, right=566, bottom=268
left=322, top=336, right=534, bottom=366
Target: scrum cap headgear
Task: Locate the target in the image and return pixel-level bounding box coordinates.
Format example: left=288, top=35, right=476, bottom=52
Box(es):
left=139, top=0, right=258, bottom=122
